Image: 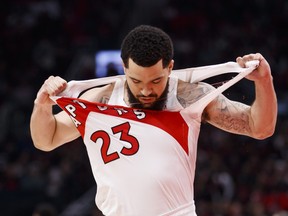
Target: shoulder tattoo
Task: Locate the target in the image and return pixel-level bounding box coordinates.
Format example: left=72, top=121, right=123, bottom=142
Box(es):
left=177, top=82, right=212, bottom=108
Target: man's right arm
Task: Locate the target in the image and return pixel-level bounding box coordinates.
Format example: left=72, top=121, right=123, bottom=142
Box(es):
left=30, top=76, right=80, bottom=151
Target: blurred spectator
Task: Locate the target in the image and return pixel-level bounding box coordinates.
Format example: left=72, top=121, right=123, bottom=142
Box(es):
left=32, top=202, right=57, bottom=216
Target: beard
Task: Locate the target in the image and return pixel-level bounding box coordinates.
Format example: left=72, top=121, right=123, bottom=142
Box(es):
left=126, top=81, right=169, bottom=111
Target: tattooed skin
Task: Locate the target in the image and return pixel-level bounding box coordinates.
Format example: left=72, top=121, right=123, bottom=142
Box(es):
left=177, top=81, right=212, bottom=108
left=177, top=80, right=252, bottom=135
left=211, top=98, right=252, bottom=134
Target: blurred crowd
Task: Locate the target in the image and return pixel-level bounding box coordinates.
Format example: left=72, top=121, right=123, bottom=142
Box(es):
left=0, top=0, right=287, bottom=215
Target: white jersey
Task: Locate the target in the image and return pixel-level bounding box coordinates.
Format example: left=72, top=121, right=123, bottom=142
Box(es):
left=53, top=61, right=258, bottom=216
left=56, top=78, right=200, bottom=216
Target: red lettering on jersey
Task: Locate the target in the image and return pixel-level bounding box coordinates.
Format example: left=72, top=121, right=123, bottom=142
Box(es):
left=56, top=97, right=189, bottom=154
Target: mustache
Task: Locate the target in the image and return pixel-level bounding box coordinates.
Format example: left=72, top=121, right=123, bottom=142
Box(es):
left=136, top=94, right=157, bottom=98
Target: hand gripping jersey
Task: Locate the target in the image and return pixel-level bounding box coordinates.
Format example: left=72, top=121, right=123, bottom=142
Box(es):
left=51, top=61, right=258, bottom=216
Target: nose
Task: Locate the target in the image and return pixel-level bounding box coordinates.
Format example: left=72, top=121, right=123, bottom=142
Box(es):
left=140, top=86, right=152, bottom=96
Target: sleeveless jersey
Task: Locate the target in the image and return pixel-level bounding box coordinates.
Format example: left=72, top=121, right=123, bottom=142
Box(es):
left=52, top=60, right=258, bottom=216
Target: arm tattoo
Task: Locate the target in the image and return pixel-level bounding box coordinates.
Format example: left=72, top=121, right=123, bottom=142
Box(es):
left=177, top=81, right=252, bottom=135
left=213, top=98, right=252, bottom=134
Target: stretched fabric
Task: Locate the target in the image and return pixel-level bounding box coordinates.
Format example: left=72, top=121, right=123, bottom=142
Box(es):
left=50, top=60, right=258, bottom=216
left=51, top=60, right=259, bottom=122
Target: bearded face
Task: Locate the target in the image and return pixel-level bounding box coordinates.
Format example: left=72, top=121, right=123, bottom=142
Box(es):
left=126, top=82, right=169, bottom=110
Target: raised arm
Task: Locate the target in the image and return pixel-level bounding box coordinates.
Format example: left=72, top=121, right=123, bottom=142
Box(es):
left=204, top=53, right=277, bottom=139
left=30, top=76, right=81, bottom=151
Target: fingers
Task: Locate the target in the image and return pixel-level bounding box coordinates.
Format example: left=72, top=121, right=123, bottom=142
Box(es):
left=35, top=76, right=67, bottom=105
left=236, top=53, right=271, bottom=82
left=236, top=53, right=264, bottom=67
left=43, top=76, right=67, bottom=96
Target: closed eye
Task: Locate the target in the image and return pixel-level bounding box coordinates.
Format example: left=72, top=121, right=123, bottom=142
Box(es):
left=131, top=78, right=140, bottom=84
left=152, top=78, right=161, bottom=84
left=130, top=77, right=162, bottom=84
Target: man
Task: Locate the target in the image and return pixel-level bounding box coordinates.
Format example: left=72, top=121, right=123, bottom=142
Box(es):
left=30, top=25, right=277, bottom=215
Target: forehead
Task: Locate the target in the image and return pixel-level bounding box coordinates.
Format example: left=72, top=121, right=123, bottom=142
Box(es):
left=126, top=58, right=166, bottom=79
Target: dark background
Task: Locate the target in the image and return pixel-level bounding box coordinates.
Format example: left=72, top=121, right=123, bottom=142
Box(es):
left=0, top=0, right=287, bottom=215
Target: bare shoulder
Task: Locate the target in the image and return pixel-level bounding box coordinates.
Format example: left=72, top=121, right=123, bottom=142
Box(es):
left=79, top=83, right=115, bottom=104
left=177, top=80, right=215, bottom=108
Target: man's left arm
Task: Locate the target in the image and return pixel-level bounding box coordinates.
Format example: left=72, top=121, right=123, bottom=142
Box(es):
left=204, top=53, right=277, bottom=139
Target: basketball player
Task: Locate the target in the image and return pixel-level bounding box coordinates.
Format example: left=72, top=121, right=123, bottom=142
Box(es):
left=30, top=25, right=277, bottom=216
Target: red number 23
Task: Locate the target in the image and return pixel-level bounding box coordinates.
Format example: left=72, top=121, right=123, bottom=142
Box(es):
left=90, top=122, right=139, bottom=164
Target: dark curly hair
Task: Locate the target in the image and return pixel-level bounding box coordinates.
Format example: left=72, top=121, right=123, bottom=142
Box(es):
left=121, top=25, right=174, bottom=68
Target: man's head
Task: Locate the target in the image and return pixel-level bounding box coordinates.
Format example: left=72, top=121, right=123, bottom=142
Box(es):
left=120, top=25, right=174, bottom=110
left=121, top=25, right=174, bottom=68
